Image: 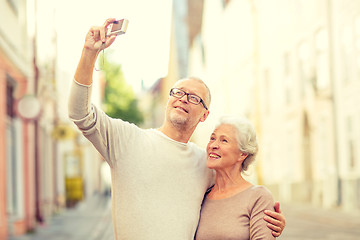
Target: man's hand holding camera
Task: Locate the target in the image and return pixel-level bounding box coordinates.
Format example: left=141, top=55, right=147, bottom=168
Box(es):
left=75, top=18, right=127, bottom=84
left=84, top=18, right=118, bottom=54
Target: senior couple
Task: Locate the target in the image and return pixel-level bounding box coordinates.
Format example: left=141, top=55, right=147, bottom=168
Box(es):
left=69, top=18, right=286, bottom=239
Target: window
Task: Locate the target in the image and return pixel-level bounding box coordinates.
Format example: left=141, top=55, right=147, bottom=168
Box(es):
left=7, top=0, right=19, bottom=15
left=341, top=25, right=353, bottom=84
left=347, top=116, right=357, bottom=170
left=283, top=52, right=292, bottom=104
left=263, top=69, right=271, bottom=115
left=298, top=41, right=311, bottom=98
left=315, top=29, right=330, bottom=90
left=355, top=16, right=360, bottom=79
left=6, top=75, right=15, bottom=117
left=221, top=0, right=231, bottom=9
left=6, top=74, right=19, bottom=216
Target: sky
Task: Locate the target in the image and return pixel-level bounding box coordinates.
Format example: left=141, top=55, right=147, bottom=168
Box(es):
left=35, top=0, right=173, bottom=92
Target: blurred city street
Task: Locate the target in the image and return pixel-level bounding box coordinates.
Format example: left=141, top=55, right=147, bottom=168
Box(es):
left=280, top=204, right=360, bottom=240
left=8, top=195, right=114, bottom=240
left=2, top=0, right=360, bottom=239
left=8, top=198, right=360, bottom=240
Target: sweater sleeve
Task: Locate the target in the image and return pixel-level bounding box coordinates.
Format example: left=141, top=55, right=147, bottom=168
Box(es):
left=68, top=79, right=92, bottom=120
left=249, top=186, right=276, bottom=240
left=68, top=79, right=142, bottom=167
left=68, top=79, right=112, bottom=163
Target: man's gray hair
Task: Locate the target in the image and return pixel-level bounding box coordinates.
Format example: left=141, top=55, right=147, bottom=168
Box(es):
left=177, top=77, right=211, bottom=108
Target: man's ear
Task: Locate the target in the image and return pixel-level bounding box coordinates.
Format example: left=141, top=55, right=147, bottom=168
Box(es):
left=200, top=110, right=210, bottom=122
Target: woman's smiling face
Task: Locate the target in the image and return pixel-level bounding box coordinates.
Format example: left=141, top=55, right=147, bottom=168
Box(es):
left=206, top=124, right=247, bottom=170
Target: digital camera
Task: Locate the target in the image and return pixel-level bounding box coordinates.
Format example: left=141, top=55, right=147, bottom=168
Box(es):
left=107, top=19, right=129, bottom=36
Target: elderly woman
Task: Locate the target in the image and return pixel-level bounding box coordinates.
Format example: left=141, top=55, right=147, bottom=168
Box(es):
left=195, top=116, right=276, bottom=240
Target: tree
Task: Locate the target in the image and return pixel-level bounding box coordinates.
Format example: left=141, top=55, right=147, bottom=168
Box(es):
left=101, top=52, right=144, bottom=125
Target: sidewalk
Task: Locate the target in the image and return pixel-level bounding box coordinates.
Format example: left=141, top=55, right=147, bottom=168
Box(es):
left=282, top=202, right=360, bottom=227
left=9, top=194, right=114, bottom=240
left=280, top=203, right=360, bottom=240
left=9, top=199, right=360, bottom=240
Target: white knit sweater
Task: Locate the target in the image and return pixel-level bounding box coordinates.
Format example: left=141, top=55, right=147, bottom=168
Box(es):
left=68, top=80, right=213, bottom=240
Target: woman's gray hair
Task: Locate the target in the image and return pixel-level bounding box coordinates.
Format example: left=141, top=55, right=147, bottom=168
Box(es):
left=215, top=116, right=259, bottom=172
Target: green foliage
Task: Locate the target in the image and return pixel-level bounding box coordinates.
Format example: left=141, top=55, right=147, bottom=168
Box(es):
left=101, top=51, right=144, bottom=125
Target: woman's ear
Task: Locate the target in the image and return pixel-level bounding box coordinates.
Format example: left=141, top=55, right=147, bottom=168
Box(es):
left=238, top=152, right=249, bottom=162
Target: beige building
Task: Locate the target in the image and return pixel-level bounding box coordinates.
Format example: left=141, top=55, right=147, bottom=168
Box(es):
left=188, top=0, right=360, bottom=211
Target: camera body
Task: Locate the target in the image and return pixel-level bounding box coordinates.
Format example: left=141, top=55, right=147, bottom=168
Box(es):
left=107, top=19, right=129, bottom=36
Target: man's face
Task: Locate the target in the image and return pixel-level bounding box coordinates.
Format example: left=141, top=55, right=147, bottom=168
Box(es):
left=166, top=78, right=209, bottom=129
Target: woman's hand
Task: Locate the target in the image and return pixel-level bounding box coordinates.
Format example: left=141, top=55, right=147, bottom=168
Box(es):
left=264, top=202, right=286, bottom=237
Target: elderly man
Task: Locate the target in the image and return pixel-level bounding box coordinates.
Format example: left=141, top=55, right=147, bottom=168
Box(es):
left=68, top=18, right=285, bottom=240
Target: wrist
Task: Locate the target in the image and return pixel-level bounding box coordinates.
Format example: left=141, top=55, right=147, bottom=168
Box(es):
left=82, top=47, right=99, bottom=60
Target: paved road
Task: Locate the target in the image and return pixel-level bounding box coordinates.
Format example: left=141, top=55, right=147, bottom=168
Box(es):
left=9, top=195, right=114, bottom=240
left=9, top=198, right=360, bottom=240
left=279, top=203, right=360, bottom=240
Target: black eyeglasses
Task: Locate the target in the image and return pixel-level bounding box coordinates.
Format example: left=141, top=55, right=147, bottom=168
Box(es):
left=170, top=88, right=208, bottom=110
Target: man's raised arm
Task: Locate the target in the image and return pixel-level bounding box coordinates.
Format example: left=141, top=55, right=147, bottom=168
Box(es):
left=69, top=18, right=117, bottom=121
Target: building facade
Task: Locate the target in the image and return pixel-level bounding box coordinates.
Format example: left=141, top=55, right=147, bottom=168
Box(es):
left=1, top=1, right=105, bottom=239
left=188, top=0, right=360, bottom=211
left=0, top=0, right=36, bottom=238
